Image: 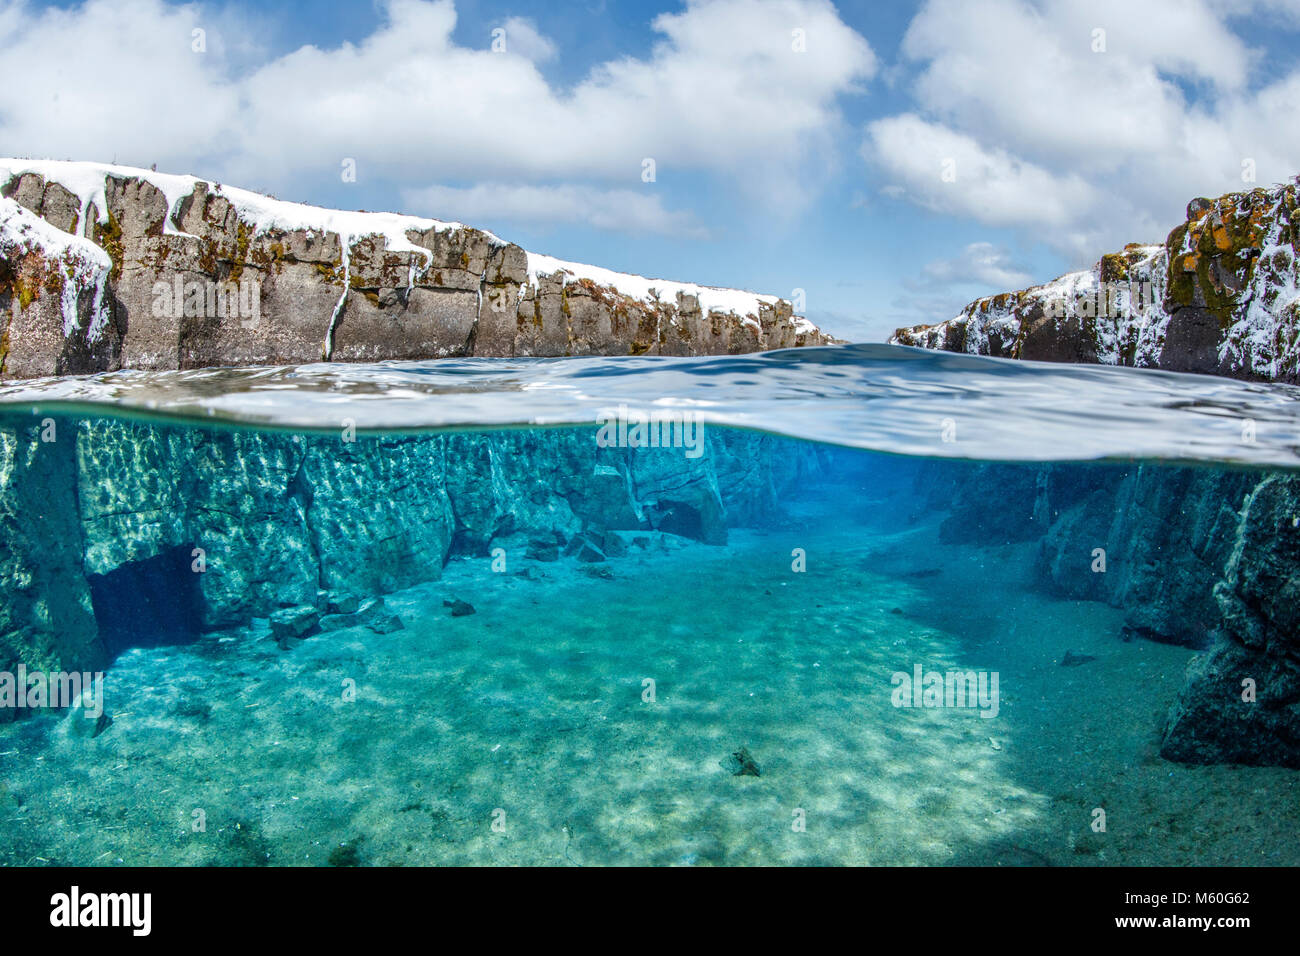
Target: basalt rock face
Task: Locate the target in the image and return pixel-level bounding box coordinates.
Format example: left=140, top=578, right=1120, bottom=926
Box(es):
left=0, top=414, right=821, bottom=689
left=893, top=178, right=1300, bottom=383
left=0, top=160, right=833, bottom=379
left=926, top=459, right=1300, bottom=768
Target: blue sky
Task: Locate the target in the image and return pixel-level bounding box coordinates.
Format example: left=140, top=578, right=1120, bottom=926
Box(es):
left=4, top=0, right=1300, bottom=340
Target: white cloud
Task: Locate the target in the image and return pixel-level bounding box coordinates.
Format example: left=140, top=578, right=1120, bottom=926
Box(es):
left=0, top=0, right=251, bottom=170
left=866, top=0, right=1300, bottom=261
left=403, top=182, right=709, bottom=237
left=902, top=0, right=1252, bottom=163
left=866, top=114, right=1099, bottom=230
left=889, top=242, right=1035, bottom=332
left=0, top=0, right=876, bottom=216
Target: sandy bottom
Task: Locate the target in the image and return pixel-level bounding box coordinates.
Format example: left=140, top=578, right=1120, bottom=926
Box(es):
left=2, top=510, right=1297, bottom=866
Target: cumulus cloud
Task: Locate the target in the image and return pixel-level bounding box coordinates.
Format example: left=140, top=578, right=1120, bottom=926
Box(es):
left=402, top=182, right=710, bottom=237
left=900, top=0, right=1253, bottom=162
left=866, top=115, right=1099, bottom=231
left=0, top=0, right=251, bottom=170
left=865, top=0, right=1300, bottom=260
left=0, top=0, right=876, bottom=221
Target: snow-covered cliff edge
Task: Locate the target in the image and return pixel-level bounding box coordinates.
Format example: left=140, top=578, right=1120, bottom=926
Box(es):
left=0, top=160, right=833, bottom=378
left=893, top=179, right=1300, bottom=383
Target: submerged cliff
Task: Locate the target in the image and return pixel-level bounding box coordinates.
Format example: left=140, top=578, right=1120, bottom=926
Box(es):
left=926, top=460, right=1300, bottom=769
left=0, top=160, right=832, bottom=378
left=3, top=410, right=1296, bottom=768
left=0, top=413, right=826, bottom=683
left=893, top=178, right=1300, bottom=383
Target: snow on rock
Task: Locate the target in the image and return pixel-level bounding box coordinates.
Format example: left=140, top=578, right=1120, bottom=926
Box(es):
left=892, top=178, right=1300, bottom=383
left=1216, top=193, right=1300, bottom=380
left=1, top=159, right=810, bottom=339
left=524, top=252, right=780, bottom=329
left=892, top=243, right=1168, bottom=368
left=0, top=158, right=462, bottom=258
left=1, top=195, right=114, bottom=364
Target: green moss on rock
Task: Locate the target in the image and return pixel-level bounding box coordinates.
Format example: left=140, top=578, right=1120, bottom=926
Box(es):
left=92, top=211, right=124, bottom=281
left=228, top=222, right=252, bottom=281
left=1100, top=253, right=1130, bottom=283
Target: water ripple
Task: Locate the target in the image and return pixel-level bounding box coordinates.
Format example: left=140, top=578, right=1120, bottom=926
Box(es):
left=1, top=344, right=1298, bottom=467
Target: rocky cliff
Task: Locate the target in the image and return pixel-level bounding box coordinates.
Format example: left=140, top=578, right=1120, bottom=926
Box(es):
left=893, top=178, right=1300, bottom=383
left=0, top=160, right=833, bottom=379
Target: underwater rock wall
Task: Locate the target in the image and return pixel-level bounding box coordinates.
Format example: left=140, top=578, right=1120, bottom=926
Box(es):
left=0, top=425, right=104, bottom=677
left=1163, top=474, right=1300, bottom=767
left=927, top=460, right=1300, bottom=768
left=0, top=417, right=817, bottom=685
left=8, top=413, right=1294, bottom=767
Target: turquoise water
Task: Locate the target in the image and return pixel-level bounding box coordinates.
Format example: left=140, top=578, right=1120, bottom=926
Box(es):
left=0, top=345, right=1297, bottom=866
